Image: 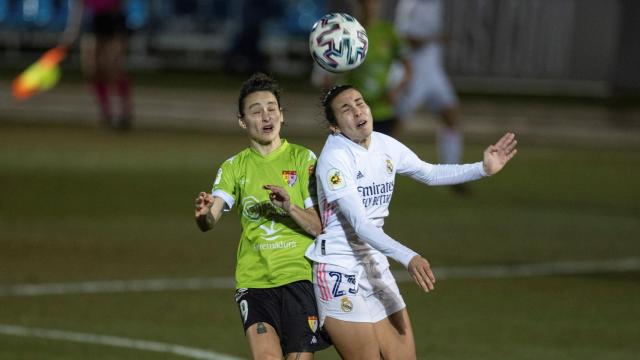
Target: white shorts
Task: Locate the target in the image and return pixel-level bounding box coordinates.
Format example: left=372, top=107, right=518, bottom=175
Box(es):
left=313, top=261, right=406, bottom=327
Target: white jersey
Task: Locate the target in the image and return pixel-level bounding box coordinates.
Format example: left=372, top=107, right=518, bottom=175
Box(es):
left=393, top=0, right=458, bottom=115
left=305, top=132, right=487, bottom=270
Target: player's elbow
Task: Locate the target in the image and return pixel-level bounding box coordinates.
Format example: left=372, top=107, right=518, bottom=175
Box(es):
left=351, top=222, right=367, bottom=238
left=309, top=223, right=323, bottom=237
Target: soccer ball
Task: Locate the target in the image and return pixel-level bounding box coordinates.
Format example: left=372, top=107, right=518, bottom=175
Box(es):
left=309, top=13, right=368, bottom=73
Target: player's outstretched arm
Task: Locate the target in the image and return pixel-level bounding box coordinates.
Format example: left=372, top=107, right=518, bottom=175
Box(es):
left=194, top=192, right=223, bottom=232
left=407, top=255, right=436, bottom=292
left=264, top=185, right=322, bottom=236
left=483, top=132, right=518, bottom=176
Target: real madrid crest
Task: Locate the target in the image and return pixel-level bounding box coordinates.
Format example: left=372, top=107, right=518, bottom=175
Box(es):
left=340, top=297, right=353, bottom=312
left=385, top=159, right=394, bottom=174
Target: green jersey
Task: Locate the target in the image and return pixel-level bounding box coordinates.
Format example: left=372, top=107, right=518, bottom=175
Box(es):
left=212, top=140, right=317, bottom=289
left=345, top=20, right=408, bottom=121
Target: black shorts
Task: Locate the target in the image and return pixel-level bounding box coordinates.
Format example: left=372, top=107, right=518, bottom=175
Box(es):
left=234, top=280, right=331, bottom=354
left=90, top=11, right=129, bottom=37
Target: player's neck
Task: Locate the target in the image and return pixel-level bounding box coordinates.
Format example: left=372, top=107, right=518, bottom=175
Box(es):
left=341, top=133, right=370, bottom=150
left=357, top=137, right=371, bottom=149
left=250, top=137, right=282, bottom=156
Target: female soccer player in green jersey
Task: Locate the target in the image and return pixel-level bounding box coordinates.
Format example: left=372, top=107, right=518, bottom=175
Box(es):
left=194, top=73, right=330, bottom=359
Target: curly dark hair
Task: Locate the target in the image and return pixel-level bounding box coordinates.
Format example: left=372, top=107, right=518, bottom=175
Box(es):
left=238, top=73, right=282, bottom=118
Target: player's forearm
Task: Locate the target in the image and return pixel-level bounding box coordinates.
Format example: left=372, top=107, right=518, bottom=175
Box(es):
left=408, top=161, right=487, bottom=186
left=195, top=199, right=223, bottom=232
left=288, top=205, right=322, bottom=237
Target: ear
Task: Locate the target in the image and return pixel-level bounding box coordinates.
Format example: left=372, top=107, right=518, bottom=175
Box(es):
left=238, top=116, right=246, bottom=129
left=329, top=125, right=340, bottom=134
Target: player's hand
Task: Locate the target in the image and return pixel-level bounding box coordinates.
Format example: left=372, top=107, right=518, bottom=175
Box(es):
left=408, top=255, right=436, bottom=292
left=264, top=185, right=291, bottom=213
left=194, top=191, right=213, bottom=218
left=483, top=132, right=518, bottom=175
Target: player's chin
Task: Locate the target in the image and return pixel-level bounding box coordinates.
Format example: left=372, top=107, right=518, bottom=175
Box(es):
left=256, top=132, right=279, bottom=145
left=358, top=122, right=373, bottom=136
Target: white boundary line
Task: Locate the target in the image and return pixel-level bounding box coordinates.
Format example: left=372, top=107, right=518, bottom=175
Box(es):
left=0, top=324, right=244, bottom=360
left=0, top=258, right=638, bottom=359
left=0, top=277, right=235, bottom=297
left=1, top=258, right=639, bottom=297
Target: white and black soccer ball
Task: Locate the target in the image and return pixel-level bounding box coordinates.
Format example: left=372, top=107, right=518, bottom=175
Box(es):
left=309, top=13, right=368, bottom=73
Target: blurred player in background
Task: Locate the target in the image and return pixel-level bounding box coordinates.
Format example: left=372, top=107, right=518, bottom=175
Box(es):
left=394, top=0, right=466, bottom=193
left=224, top=0, right=283, bottom=74
left=307, top=84, right=517, bottom=359
left=61, top=0, right=133, bottom=130
left=312, top=0, right=412, bottom=135
left=194, top=73, right=330, bottom=359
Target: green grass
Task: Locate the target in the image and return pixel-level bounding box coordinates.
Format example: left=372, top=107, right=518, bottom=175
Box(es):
left=1, top=123, right=639, bottom=359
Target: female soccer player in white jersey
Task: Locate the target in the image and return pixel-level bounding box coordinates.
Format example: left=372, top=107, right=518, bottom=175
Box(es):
left=194, top=73, right=330, bottom=359
left=306, top=84, right=517, bottom=359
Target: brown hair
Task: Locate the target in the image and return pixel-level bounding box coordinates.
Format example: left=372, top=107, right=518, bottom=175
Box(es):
left=321, top=84, right=353, bottom=126
left=238, top=73, right=282, bottom=118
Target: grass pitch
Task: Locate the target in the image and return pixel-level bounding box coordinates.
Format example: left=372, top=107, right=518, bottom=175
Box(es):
left=1, top=123, right=639, bottom=359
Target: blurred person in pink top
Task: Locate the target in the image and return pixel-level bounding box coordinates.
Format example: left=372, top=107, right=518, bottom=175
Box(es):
left=61, top=0, right=133, bottom=130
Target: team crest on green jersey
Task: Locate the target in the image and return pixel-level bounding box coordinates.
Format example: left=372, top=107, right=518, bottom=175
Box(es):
left=282, top=170, right=297, bottom=187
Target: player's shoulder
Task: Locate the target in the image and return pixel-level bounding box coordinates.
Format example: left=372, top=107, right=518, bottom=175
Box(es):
left=372, top=132, right=410, bottom=154
left=220, top=148, right=250, bottom=167
left=286, top=142, right=317, bottom=161
left=372, top=131, right=401, bottom=146
left=318, top=135, right=353, bottom=160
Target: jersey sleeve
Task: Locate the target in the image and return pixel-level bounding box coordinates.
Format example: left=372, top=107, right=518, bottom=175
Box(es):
left=392, top=136, right=487, bottom=185
left=211, top=158, right=237, bottom=211
left=336, top=192, right=419, bottom=268
left=298, top=149, right=318, bottom=209
left=392, top=136, right=433, bottom=176
left=317, top=149, right=358, bottom=203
